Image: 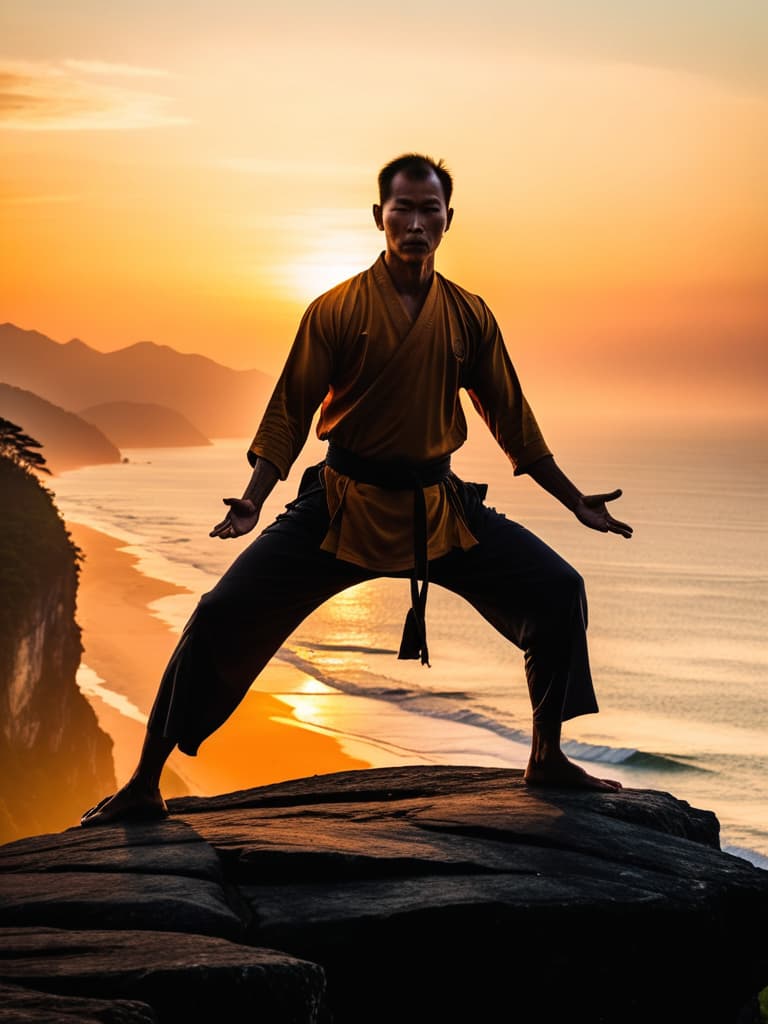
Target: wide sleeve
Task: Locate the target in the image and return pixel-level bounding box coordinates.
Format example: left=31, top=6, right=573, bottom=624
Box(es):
left=247, top=296, right=336, bottom=479
left=464, top=299, right=552, bottom=475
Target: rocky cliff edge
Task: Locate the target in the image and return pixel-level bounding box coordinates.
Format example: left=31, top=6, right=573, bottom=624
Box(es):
left=0, top=765, right=766, bottom=1023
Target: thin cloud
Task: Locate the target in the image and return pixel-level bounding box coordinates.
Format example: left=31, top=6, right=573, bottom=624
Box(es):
left=0, top=59, right=189, bottom=131
left=218, top=156, right=370, bottom=181
left=63, top=59, right=175, bottom=78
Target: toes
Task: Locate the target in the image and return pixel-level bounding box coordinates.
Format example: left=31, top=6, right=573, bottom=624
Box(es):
left=80, top=795, right=112, bottom=824
left=590, top=777, right=620, bottom=792
left=80, top=795, right=169, bottom=828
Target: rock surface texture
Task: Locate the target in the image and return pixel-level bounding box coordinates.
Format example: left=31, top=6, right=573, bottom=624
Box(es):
left=0, top=765, right=766, bottom=1023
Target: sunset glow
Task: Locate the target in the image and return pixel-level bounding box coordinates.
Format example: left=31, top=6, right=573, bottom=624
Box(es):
left=2, top=2, right=766, bottom=418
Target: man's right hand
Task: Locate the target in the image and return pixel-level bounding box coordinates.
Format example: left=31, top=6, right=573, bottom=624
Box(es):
left=209, top=456, right=280, bottom=540
left=209, top=497, right=261, bottom=539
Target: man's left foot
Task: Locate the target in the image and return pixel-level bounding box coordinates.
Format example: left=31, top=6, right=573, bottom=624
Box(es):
left=80, top=783, right=168, bottom=827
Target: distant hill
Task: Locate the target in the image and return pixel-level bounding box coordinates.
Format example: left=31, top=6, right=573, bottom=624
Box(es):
left=80, top=401, right=211, bottom=448
left=0, top=323, right=274, bottom=438
left=0, top=384, right=120, bottom=474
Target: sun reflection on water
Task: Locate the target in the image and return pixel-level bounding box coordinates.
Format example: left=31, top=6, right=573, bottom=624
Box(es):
left=311, top=581, right=382, bottom=652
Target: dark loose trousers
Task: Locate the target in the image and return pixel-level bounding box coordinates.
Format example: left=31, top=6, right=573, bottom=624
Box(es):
left=147, top=465, right=599, bottom=757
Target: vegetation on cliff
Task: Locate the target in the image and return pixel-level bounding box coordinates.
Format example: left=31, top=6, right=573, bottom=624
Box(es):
left=0, top=421, right=80, bottom=673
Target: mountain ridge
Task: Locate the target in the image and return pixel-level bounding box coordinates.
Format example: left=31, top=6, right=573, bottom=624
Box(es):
left=0, top=323, right=274, bottom=438
left=80, top=401, right=211, bottom=448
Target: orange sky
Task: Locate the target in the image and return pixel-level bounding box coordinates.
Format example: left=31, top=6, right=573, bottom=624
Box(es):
left=2, top=2, right=767, bottom=420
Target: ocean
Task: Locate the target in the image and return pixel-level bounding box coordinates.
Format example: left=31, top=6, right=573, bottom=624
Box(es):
left=50, top=419, right=768, bottom=866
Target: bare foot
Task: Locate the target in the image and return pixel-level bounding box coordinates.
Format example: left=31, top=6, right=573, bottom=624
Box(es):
left=80, top=782, right=168, bottom=827
left=524, top=754, right=622, bottom=792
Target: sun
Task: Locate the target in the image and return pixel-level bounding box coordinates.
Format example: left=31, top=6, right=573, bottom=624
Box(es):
left=272, top=218, right=379, bottom=302
left=291, top=255, right=365, bottom=299
left=289, top=233, right=378, bottom=299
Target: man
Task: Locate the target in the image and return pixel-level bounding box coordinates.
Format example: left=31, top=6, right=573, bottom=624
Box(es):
left=82, top=153, right=632, bottom=827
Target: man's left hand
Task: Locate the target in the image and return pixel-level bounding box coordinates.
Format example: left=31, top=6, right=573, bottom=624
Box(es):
left=573, top=491, right=633, bottom=538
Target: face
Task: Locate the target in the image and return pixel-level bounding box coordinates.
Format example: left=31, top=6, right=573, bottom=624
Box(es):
left=373, top=170, right=453, bottom=264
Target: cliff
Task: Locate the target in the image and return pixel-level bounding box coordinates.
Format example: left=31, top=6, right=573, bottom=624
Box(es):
left=0, top=765, right=766, bottom=1023
left=0, top=456, right=116, bottom=842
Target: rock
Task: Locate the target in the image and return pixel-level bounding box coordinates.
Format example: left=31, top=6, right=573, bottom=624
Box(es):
left=0, top=981, right=156, bottom=1022
left=0, top=819, right=223, bottom=881
left=166, top=766, right=768, bottom=1023
left=0, top=927, right=325, bottom=1024
left=0, top=870, right=245, bottom=939
left=0, top=820, right=246, bottom=939
left=1, top=766, right=766, bottom=1023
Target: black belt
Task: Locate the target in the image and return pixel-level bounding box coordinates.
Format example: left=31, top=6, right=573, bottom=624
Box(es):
left=325, top=442, right=452, bottom=666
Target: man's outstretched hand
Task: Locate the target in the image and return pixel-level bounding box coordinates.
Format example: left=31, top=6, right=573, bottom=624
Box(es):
left=209, top=497, right=260, bottom=539
left=573, top=490, right=633, bottom=538
left=523, top=457, right=633, bottom=539
left=209, top=457, right=280, bottom=540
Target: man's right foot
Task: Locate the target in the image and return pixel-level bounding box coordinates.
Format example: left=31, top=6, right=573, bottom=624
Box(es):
left=524, top=751, right=622, bottom=791
left=80, top=783, right=168, bottom=827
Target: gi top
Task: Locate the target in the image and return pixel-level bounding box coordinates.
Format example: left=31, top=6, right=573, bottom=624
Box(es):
left=248, top=254, right=551, bottom=572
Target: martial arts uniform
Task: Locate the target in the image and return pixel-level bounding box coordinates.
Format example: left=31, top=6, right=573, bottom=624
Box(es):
left=147, top=255, right=598, bottom=756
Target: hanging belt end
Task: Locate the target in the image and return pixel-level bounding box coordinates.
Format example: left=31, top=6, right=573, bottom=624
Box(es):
left=398, top=608, right=431, bottom=667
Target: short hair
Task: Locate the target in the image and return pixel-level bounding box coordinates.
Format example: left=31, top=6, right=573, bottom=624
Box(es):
left=378, top=153, right=453, bottom=207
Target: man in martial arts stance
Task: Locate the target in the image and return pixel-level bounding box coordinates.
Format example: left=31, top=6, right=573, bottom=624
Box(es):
left=82, top=153, right=632, bottom=826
